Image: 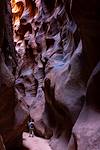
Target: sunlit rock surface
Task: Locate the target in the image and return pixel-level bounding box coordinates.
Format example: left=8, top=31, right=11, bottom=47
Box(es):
left=11, top=0, right=100, bottom=150
left=11, top=0, right=84, bottom=149
left=0, top=1, right=28, bottom=149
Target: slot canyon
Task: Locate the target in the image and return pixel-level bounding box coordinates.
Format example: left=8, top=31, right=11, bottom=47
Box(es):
left=0, top=0, right=100, bottom=150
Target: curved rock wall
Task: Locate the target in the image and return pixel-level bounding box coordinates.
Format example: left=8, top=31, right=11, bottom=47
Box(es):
left=68, top=1, right=100, bottom=149
left=0, top=0, right=15, bottom=140
left=11, top=0, right=100, bottom=149
left=0, top=0, right=100, bottom=149
left=0, top=1, right=28, bottom=149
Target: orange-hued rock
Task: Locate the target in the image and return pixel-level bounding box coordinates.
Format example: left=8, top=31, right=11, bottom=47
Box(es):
left=12, top=0, right=100, bottom=149
left=0, top=1, right=28, bottom=149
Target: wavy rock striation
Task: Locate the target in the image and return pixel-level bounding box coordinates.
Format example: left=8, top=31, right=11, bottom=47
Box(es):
left=0, top=0, right=100, bottom=149
left=12, top=0, right=100, bottom=149
left=0, top=0, right=28, bottom=149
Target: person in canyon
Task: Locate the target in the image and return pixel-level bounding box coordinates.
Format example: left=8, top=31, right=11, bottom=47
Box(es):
left=28, top=120, right=34, bottom=137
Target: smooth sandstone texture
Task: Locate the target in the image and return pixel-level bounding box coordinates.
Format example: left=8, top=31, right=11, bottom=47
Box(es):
left=12, top=0, right=100, bottom=150
left=0, top=1, right=28, bottom=149
left=23, top=132, right=52, bottom=150
left=0, top=0, right=100, bottom=149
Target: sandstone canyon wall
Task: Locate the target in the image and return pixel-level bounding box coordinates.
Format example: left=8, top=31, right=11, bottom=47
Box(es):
left=0, top=0, right=100, bottom=150
left=0, top=1, right=28, bottom=149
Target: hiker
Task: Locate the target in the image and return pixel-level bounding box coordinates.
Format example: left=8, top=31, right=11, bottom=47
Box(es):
left=28, top=120, right=34, bottom=137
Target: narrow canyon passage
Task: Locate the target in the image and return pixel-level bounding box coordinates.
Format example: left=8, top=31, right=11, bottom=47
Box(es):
left=0, top=0, right=100, bottom=150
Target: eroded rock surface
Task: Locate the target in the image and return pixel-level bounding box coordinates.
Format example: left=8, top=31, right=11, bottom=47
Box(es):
left=0, top=1, right=28, bottom=149
left=12, top=1, right=82, bottom=148
left=0, top=0, right=100, bottom=149
left=11, top=0, right=100, bottom=149
left=67, top=1, right=100, bottom=150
